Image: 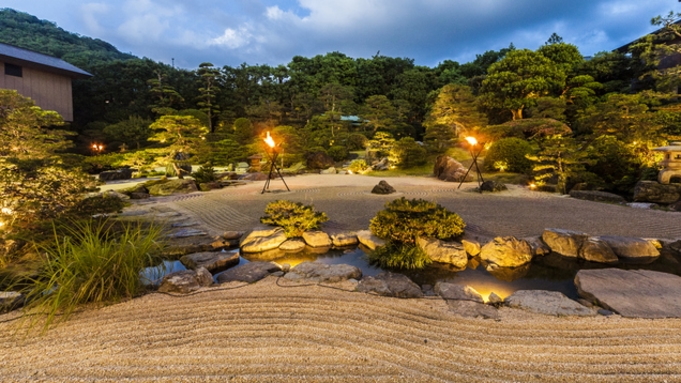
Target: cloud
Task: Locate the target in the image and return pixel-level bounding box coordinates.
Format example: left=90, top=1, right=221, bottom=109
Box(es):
left=209, top=26, right=254, bottom=49
left=80, top=3, right=109, bottom=35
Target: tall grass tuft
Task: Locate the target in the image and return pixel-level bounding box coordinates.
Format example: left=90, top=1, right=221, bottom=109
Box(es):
left=18, top=219, right=165, bottom=333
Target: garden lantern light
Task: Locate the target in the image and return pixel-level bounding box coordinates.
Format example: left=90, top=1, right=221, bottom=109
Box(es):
left=261, top=132, right=290, bottom=194
left=458, top=136, right=485, bottom=193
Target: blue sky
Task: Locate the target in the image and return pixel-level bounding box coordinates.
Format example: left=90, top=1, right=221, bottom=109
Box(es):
left=2, top=0, right=678, bottom=69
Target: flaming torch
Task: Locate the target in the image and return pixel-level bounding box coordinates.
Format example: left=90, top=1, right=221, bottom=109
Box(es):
left=261, top=131, right=290, bottom=194
left=457, top=136, right=485, bottom=193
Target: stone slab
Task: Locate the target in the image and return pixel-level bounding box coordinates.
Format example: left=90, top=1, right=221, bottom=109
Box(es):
left=505, top=290, right=596, bottom=317
left=575, top=269, right=681, bottom=318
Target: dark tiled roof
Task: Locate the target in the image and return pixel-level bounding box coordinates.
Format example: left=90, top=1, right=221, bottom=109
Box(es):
left=0, top=42, right=91, bottom=78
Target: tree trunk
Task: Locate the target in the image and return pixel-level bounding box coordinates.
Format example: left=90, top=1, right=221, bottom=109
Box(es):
left=511, top=109, right=523, bottom=120
left=173, top=163, right=184, bottom=179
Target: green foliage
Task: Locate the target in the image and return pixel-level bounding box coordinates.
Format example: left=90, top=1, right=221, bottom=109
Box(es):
left=68, top=195, right=126, bottom=217
left=348, top=159, right=369, bottom=173
left=327, top=146, right=349, bottom=161
left=367, top=242, right=431, bottom=270
left=527, top=135, right=592, bottom=194
left=424, top=84, right=487, bottom=137
left=483, top=138, right=533, bottom=173
left=192, top=163, right=217, bottom=184
left=390, top=137, right=427, bottom=169
left=370, top=197, right=465, bottom=245
left=102, top=116, right=152, bottom=149
left=0, top=91, right=96, bottom=235
left=260, top=200, right=329, bottom=238
left=233, top=118, right=255, bottom=145
left=346, top=133, right=368, bottom=150
left=423, top=124, right=456, bottom=154
left=18, top=219, right=165, bottom=332
left=366, top=132, right=395, bottom=159
left=196, top=62, right=221, bottom=132
left=479, top=118, right=572, bottom=142
left=585, top=135, right=642, bottom=191
left=480, top=49, right=567, bottom=120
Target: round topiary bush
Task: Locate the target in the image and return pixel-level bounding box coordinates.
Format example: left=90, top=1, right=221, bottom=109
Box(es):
left=483, top=137, right=533, bottom=173
left=368, top=197, right=465, bottom=269
left=260, top=200, right=329, bottom=238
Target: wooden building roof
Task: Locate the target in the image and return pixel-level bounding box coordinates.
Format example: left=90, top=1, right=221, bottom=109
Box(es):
left=0, top=42, right=91, bottom=79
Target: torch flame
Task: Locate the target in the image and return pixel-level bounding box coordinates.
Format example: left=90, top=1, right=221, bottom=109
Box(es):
left=465, top=136, right=478, bottom=146
left=264, top=131, right=275, bottom=148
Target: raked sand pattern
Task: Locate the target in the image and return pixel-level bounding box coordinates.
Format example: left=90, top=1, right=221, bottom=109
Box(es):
left=3, top=277, right=681, bottom=382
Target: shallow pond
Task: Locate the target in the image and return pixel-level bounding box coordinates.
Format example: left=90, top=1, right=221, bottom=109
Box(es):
left=142, top=246, right=681, bottom=300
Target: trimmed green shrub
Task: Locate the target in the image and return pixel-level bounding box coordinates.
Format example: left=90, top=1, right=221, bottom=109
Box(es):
left=483, top=137, right=533, bottom=173
left=346, top=133, right=369, bottom=150
left=390, top=137, right=427, bottom=169
left=192, top=163, right=217, bottom=184
left=19, top=219, right=165, bottom=332
left=327, top=146, right=349, bottom=162
left=370, top=197, right=466, bottom=245
left=348, top=159, right=369, bottom=174
left=368, top=197, right=465, bottom=270
left=367, top=242, right=431, bottom=270
left=260, top=200, right=329, bottom=238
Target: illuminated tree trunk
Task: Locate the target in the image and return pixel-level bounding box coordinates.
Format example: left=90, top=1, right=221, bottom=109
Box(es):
left=512, top=108, right=523, bottom=120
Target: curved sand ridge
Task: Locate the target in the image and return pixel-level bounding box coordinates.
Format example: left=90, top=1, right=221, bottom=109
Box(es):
left=3, top=277, right=681, bottom=382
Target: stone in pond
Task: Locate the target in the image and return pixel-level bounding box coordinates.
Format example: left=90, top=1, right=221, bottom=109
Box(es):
left=158, top=269, right=212, bottom=294
left=597, top=236, right=660, bottom=261
left=434, top=282, right=484, bottom=303
left=302, top=230, right=332, bottom=248
left=541, top=228, right=588, bottom=258
left=284, top=262, right=362, bottom=283
left=575, top=269, right=681, bottom=319
left=356, top=230, right=386, bottom=251
left=240, top=227, right=287, bottom=253
left=180, top=251, right=240, bottom=272
left=356, top=272, right=423, bottom=298
left=505, top=290, right=596, bottom=317
left=416, top=236, right=467, bottom=269
left=479, top=236, right=533, bottom=268
left=216, top=262, right=282, bottom=284
left=279, top=239, right=306, bottom=252
left=331, top=233, right=359, bottom=247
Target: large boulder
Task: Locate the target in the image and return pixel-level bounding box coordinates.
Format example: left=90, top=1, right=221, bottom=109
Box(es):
left=147, top=179, right=198, bottom=196
left=416, top=236, right=468, bottom=268
left=524, top=236, right=551, bottom=257
left=433, top=155, right=472, bottom=182
left=356, top=230, right=386, bottom=251
left=568, top=190, right=626, bottom=204
left=597, top=235, right=660, bottom=261
left=240, top=228, right=288, bottom=253
left=371, top=180, right=396, bottom=194
left=541, top=228, right=588, bottom=258
left=284, top=262, right=362, bottom=283
left=306, top=151, right=335, bottom=170
left=216, top=261, right=282, bottom=284
left=633, top=181, right=681, bottom=204
left=505, top=290, right=596, bottom=317
left=157, top=268, right=213, bottom=294
left=302, top=231, right=332, bottom=248
left=461, top=239, right=481, bottom=257
left=434, top=282, right=484, bottom=303
left=98, top=168, right=133, bottom=181
left=479, top=236, right=533, bottom=268
left=180, top=251, right=240, bottom=272
left=357, top=272, right=423, bottom=298
left=575, top=269, right=681, bottom=318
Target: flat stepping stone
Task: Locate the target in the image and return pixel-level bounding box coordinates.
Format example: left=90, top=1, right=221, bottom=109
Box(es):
left=505, top=290, right=596, bottom=317
left=575, top=269, right=681, bottom=318
left=434, top=282, right=484, bottom=303
left=279, top=239, right=306, bottom=252
left=356, top=230, right=385, bottom=251
left=217, top=262, right=282, bottom=284
left=357, top=272, right=423, bottom=298
left=284, top=262, right=361, bottom=283
left=180, top=251, right=239, bottom=272
left=118, top=210, right=149, bottom=217
left=171, top=221, right=199, bottom=228
left=240, top=228, right=287, bottom=253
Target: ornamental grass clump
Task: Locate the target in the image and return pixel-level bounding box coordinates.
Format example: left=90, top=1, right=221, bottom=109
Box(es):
left=18, top=219, right=165, bottom=333
left=368, top=197, right=465, bottom=269
left=260, top=200, right=328, bottom=238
